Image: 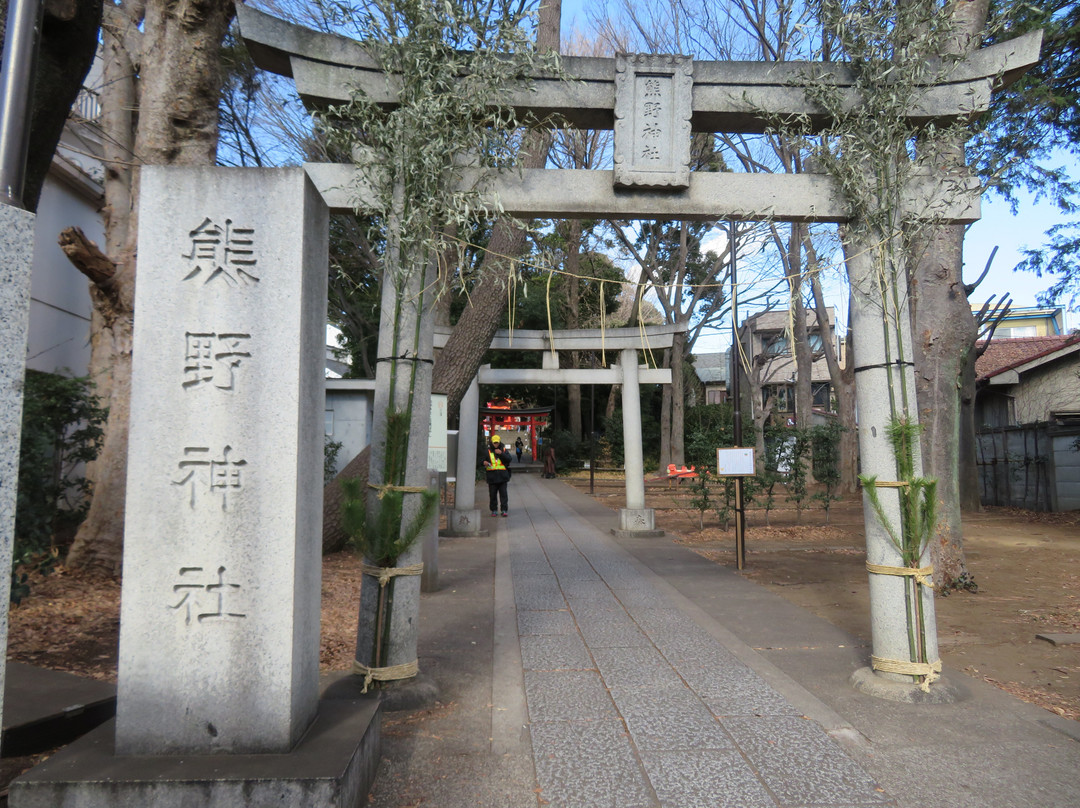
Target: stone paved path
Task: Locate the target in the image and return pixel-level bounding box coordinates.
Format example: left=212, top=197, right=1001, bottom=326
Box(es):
left=499, top=473, right=895, bottom=808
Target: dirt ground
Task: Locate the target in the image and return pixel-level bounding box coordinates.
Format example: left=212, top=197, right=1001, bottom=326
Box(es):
left=564, top=472, right=1080, bottom=722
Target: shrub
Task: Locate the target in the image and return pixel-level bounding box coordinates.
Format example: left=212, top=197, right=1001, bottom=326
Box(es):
left=14, top=371, right=106, bottom=599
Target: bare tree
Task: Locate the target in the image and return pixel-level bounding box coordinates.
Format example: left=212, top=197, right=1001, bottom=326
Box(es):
left=59, top=0, right=235, bottom=572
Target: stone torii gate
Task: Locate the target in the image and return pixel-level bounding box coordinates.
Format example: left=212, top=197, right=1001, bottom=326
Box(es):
left=234, top=2, right=1040, bottom=702
left=441, top=324, right=683, bottom=538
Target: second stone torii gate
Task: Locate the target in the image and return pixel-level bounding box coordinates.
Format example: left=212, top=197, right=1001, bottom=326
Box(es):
left=440, top=324, right=681, bottom=538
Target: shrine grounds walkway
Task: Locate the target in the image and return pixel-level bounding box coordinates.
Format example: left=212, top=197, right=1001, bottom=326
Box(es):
left=358, top=471, right=1080, bottom=808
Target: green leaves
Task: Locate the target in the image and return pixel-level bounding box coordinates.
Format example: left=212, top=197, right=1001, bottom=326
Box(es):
left=15, top=371, right=107, bottom=575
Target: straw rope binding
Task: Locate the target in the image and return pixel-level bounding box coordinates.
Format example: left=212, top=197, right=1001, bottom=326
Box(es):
left=870, top=656, right=942, bottom=692
left=352, top=659, right=420, bottom=693
left=865, top=562, right=934, bottom=588
left=361, top=562, right=425, bottom=588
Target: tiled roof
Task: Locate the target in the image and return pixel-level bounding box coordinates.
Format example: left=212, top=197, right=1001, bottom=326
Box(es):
left=975, top=335, right=1080, bottom=380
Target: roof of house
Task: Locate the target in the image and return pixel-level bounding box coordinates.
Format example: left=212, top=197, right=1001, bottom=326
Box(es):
left=976, top=334, right=1080, bottom=381
left=740, top=307, right=834, bottom=332
left=693, top=351, right=729, bottom=384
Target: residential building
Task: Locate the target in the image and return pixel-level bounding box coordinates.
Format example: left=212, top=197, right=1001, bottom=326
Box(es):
left=974, top=304, right=1066, bottom=340
left=691, top=350, right=729, bottom=405
left=27, top=85, right=104, bottom=377
left=974, top=334, right=1080, bottom=512
left=736, top=307, right=842, bottom=425
left=974, top=335, right=1080, bottom=428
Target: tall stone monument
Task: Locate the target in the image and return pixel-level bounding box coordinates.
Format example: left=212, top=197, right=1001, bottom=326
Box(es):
left=11, top=167, right=380, bottom=807
left=116, top=166, right=326, bottom=754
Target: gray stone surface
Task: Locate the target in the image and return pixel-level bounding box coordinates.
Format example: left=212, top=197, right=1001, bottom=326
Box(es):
left=509, top=474, right=900, bottom=807
left=591, top=647, right=685, bottom=692
left=9, top=700, right=380, bottom=808
left=116, top=167, right=327, bottom=755
left=0, top=204, right=34, bottom=737
left=523, top=670, right=617, bottom=722
left=519, top=634, right=593, bottom=671
left=613, top=53, right=693, bottom=189
left=363, top=472, right=1079, bottom=808
left=677, top=660, right=802, bottom=717
left=721, top=715, right=890, bottom=805
left=640, top=750, right=775, bottom=808
left=517, top=609, right=576, bottom=636
left=612, top=687, right=732, bottom=751
left=573, top=613, right=651, bottom=648
left=529, top=720, right=655, bottom=808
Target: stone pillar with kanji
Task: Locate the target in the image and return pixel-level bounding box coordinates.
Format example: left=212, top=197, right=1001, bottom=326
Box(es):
left=115, top=167, right=328, bottom=755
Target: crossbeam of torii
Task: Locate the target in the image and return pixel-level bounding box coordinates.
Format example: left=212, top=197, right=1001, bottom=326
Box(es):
left=238, top=4, right=1039, bottom=223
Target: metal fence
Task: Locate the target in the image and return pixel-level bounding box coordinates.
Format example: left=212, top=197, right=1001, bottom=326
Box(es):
left=976, top=421, right=1080, bottom=511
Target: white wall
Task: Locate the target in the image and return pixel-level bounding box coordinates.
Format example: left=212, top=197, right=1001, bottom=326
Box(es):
left=26, top=174, right=102, bottom=376
left=325, top=380, right=376, bottom=476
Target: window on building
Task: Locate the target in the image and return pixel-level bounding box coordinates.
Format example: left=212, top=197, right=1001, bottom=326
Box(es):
left=812, top=382, right=832, bottom=410
left=762, top=334, right=789, bottom=356
left=996, top=325, right=1038, bottom=339
left=763, top=384, right=793, bottom=412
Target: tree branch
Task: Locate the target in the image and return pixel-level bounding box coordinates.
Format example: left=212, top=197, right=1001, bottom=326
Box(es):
left=59, top=226, right=117, bottom=286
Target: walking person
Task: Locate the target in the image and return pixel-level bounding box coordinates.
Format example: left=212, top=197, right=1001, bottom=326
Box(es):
left=514, top=436, right=524, bottom=462
left=483, top=434, right=513, bottom=516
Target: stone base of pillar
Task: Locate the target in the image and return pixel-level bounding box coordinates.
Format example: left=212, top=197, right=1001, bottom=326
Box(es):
left=610, top=508, right=665, bottom=538
left=849, top=667, right=968, bottom=705
left=9, top=698, right=381, bottom=808
left=441, top=509, right=489, bottom=537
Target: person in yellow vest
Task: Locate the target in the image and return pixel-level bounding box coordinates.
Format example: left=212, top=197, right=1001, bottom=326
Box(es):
left=482, top=434, right=513, bottom=516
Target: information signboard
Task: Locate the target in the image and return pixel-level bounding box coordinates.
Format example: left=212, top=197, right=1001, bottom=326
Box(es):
left=716, top=447, right=755, bottom=476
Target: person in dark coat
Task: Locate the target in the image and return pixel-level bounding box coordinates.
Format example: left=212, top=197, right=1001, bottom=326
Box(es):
left=543, top=446, right=556, bottom=478
left=483, top=435, right=513, bottom=516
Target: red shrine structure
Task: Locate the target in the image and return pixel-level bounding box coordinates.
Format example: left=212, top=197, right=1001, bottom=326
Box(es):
left=481, top=399, right=553, bottom=460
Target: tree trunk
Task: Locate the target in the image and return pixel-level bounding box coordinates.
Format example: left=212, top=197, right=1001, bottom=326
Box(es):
left=670, top=330, right=687, bottom=465
left=65, top=0, right=235, bottom=572
left=790, top=226, right=813, bottom=427
left=808, top=254, right=857, bottom=493
left=912, top=222, right=976, bottom=588
left=910, top=0, right=989, bottom=589
left=958, top=348, right=981, bottom=510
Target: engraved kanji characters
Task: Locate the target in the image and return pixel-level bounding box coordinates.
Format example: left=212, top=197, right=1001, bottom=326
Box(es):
left=171, top=566, right=247, bottom=626
left=182, top=217, right=259, bottom=286
left=183, top=332, right=251, bottom=391
left=638, top=82, right=667, bottom=163
left=641, top=144, right=661, bottom=161
left=173, top=445, right=247, bottom=509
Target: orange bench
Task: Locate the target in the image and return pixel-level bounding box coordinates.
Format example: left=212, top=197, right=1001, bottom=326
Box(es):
left=646, top=464, right=699, bottom=487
